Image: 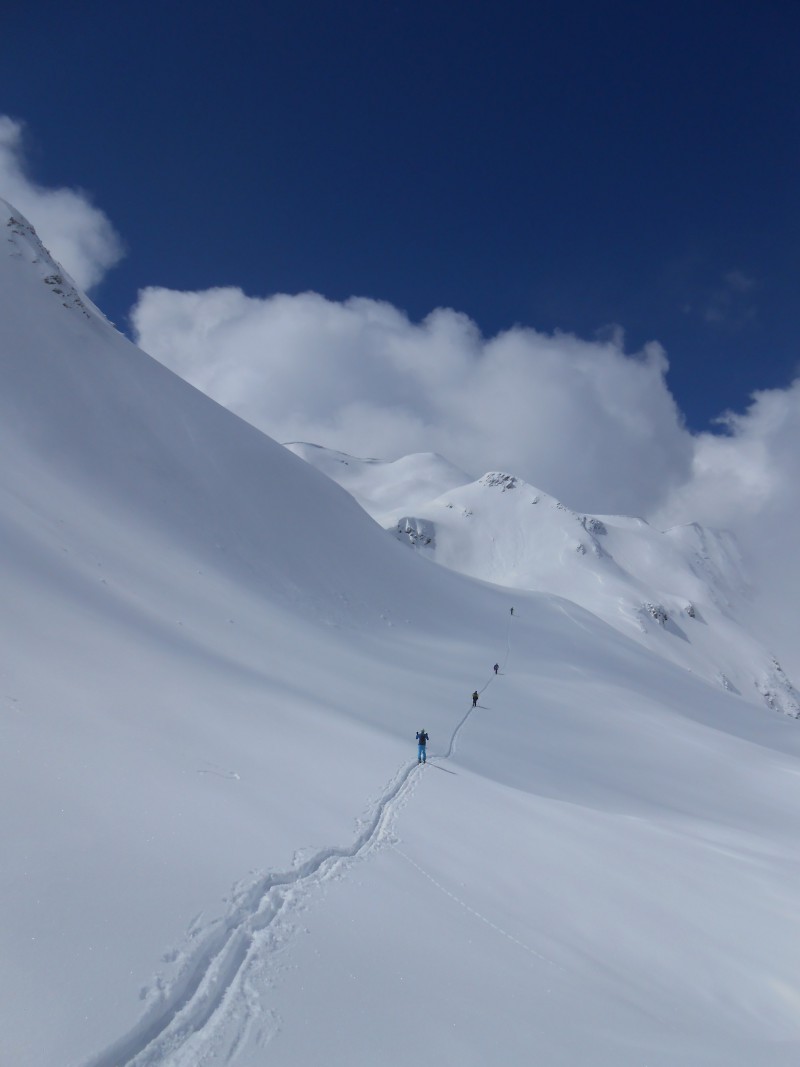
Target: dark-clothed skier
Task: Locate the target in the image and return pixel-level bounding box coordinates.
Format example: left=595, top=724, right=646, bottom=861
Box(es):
left=416, top=729, right=429, bottom=763
left=472, top=691, right=479, bottom=707
left=493, top=663, right=499, bottom=674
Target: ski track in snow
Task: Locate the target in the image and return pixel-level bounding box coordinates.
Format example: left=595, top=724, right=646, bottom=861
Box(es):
left=397, top=615, right=562, bottom=968
left=81, top=613, right=516, bottom=1067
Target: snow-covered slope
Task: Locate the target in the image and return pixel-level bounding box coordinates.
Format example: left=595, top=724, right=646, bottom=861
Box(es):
left=292, top=446, right=798, bottom=718
left=5, top=200, right=800, bottom=1067
left=0, top=201, right=493, bottom=1063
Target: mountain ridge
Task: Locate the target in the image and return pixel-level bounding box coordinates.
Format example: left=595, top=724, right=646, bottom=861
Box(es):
left=289, top=444, right=799, bottom=717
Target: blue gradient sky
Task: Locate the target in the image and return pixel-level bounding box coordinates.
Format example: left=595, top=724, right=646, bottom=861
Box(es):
left=2, top=0, right=798, bottom=430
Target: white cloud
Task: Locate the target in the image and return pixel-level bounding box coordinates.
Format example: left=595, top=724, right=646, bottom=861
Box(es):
left=132, top=286, right=693, bottom=515
left=653, top=382, right=800, bottom=678
left=0, top=116, right=122, bottom=290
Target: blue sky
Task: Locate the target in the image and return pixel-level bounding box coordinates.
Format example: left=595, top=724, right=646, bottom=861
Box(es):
left=2, top=0, right=798, bottom=431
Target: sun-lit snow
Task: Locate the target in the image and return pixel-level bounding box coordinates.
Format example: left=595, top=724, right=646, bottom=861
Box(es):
left=4, top=199, right=800, bottom=1067
left=293, top=447, right=800, bottom=719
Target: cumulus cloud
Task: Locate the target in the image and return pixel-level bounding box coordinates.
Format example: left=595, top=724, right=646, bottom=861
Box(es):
left=132, top=286, right=693, bottom=516
left=653, top=382, right=800, bottom=677
left=0, top=116, right=122, bottom=290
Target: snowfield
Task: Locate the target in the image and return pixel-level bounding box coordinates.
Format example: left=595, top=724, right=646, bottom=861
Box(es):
left=3, top=198, right=800, bottom=1066
left=292, top=449, right=800, bottom=719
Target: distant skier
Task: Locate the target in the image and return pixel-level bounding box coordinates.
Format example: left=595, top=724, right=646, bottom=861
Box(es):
left=416, top=729, right=429, bottom=763
left=510, top=607, right=514, bottom=616
left=493, top=663, right=499, bottom=674
left=472, top=691, right=479, bottom=707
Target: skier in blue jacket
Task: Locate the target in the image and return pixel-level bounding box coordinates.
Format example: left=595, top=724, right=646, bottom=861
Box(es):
left=416, top=729, right=429, bottom=763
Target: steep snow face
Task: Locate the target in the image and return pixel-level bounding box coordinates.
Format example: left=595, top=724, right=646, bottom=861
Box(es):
left=6, top=200, right=800, bottom=1067
left=4, top=208, right=108, bottom=321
